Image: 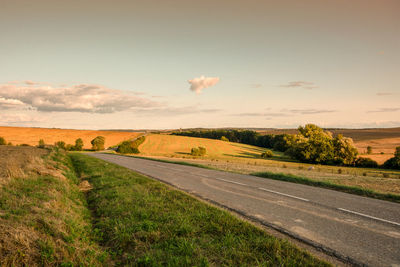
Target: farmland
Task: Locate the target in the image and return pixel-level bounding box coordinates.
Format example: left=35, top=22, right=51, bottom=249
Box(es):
left=0, top=126, right=142, bottom=149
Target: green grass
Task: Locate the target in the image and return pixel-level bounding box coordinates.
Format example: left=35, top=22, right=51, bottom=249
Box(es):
left=0, top=149, right=110, bottom=266
left=252, top=171, right=400, bottom=203
left=69, top=153, right=329, bottom=266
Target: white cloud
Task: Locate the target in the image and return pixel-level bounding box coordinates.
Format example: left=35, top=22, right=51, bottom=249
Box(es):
left=0, top=97, right=25, bottom=109
left=0, top=83, right=160, bottom=113
left=188, top=76, right=220, bottom=94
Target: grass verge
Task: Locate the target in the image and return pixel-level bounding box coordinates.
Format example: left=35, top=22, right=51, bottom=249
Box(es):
left=252, top=171, right=400, bottom=203
left=0, top=148, right=110, bottom=266
left=69, top=153, right=329, bottom=266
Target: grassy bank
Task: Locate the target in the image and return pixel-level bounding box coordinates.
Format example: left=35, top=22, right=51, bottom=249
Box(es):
left=252, top=171, right=400, bottom=203
left=69, top=153, right=329, bottom=266
left=0, top=148, right=109, bottom=266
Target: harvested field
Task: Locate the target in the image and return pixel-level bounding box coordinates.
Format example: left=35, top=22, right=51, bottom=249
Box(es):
left=0, top=126, right=142, bottom=149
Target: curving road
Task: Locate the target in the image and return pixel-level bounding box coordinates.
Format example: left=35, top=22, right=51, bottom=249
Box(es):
left=91, top=153, right=400, bottom=267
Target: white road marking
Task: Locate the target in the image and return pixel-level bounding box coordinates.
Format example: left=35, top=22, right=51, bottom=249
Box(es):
left=215, top=178, right=247, bottom=186
left=258, top=187, right=309, bottom=202
left=338, top=208, right=400, bottom=227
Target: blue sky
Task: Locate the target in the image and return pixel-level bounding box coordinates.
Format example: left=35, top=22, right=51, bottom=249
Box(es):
left=0, top=0, right=399, bottom=129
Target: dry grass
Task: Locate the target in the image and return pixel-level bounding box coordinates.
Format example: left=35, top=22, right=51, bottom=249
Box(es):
left=139, top=134, right=268, bottom=159
left=0, top=126, right=142, bottom=149
left=0, top=147, right=109, bottom=266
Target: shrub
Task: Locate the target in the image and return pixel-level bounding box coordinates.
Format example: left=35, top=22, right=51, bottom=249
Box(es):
left=367, top=146, right=372, bottom=154
left=260, top=150, right=273, bottom=158
left=220, top=136, right=229, bottom=142
left=355, top=157, right=378, bottom=168
left=117, top=141, right=140, bottom=154
left=91, top=136, right=105, bottom=151
left=55, top=141, right=66, bottom=150
left=383, top=146, right=400, bottom=170
left=191, top=146, right=206, bottom=156
left=0, top=137, right=6, bottom=145
left=38, top=139, right=45, bottom=148
left=65, top=144, right=75, bottom=151
left=74, top=138, right=84, bottom=151
left=117, top=136, right=145, bottom=154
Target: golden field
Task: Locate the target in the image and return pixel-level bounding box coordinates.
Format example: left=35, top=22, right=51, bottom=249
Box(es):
left=139, top=134, right=268, bottom=159
left=0, top=126, right=142, bottom=149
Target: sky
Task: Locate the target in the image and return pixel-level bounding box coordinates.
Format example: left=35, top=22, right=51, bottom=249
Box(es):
left=0, top=0, right=399, bottom=129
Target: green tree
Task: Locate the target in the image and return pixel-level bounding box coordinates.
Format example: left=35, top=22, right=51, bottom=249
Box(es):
left=91, top=136, right=105, bottom=151
left=395, top=146, right=400, bottom=158
left=286, top=124, right=358, bottom=165
left=220, top=136, right=229, bottom=142
left=55, top=141, right=66, bottom=150
left=38, top=139, right=45, bottom=148
left=332, top=134, right=358, bottom=165
left=0, top=137, right=6, bottom=145
left=367, top=146, right=372, bottom=154
left=261, top=150, right=273, bottom=158
left=74, top=138, right=84, bottom=151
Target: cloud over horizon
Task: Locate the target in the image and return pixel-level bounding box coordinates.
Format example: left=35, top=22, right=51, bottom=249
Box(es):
left=0, top=83, right=159, bottom=113
left=280, top=81, right=318, bottom=90
left=188, top=76, right=220, bottom=94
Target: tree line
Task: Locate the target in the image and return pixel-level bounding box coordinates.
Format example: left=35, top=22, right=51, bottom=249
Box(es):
left=172, top=125, right=400, bottom=169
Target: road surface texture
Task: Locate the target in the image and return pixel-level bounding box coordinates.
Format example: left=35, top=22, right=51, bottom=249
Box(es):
left=91, top=153, right=400, bottom=267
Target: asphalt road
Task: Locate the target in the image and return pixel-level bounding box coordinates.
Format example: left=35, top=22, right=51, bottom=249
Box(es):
left=91, top=153, right=400, bottom=267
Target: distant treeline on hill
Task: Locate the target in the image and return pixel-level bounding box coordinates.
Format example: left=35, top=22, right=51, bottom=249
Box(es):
left=172, top=129, right=291, bottom=152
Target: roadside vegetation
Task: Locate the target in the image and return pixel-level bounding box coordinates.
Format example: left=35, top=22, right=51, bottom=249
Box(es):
left=69, top=153, right=328, bottom=266
left=116, top=136, right=146, bottom=154
left=0, top=146, right=110, bottom=266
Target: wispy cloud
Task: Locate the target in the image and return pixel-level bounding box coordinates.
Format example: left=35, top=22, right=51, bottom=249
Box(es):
left=233, top=112, right=289, bottom=117
left=250, top=84, right=262, bottom=88
left=376, top=92, right=393, bottom=96
left=0, top=82, right=160, bottom=113
left=367, top=107, right=400, bottom=113
left=188, top=76, right=220, bottom=94
left=0, top=97, right=25, bottom=109
left=280, top=81, right=318, bottom=90
left=288, top=109, right=336, bottom=114
left=131, top=106, right=222, bottom=117
left=0, top=113, right=44, bottom=124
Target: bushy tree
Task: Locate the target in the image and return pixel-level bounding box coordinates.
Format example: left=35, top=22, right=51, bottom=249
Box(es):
left=91, top=136, right=105, bottom=151
left=191, top=146, right=206, bottom=156
left=38, top=139, right=45, bottom=148
left=383, top=146, right=400, bottom=170
left=66, top=144, right=75, bottom=151
left=117, top=140, right=140, bottom=154
left=260, top=150, right=273, bottom=158
left=74, top=138, right=84, bottom=151
left=332, top=134, right=358, bottom=165
left=220, top=136, right=229, bottom=142
left=286, top=124, right=358, bottom=165
left=55, top=141, right=66, bottom=150
left=0, top=137, right=6, bottom=145
left=367, top=146, right=372, bottom=154
left=355, top=157, right=378, bottom=168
